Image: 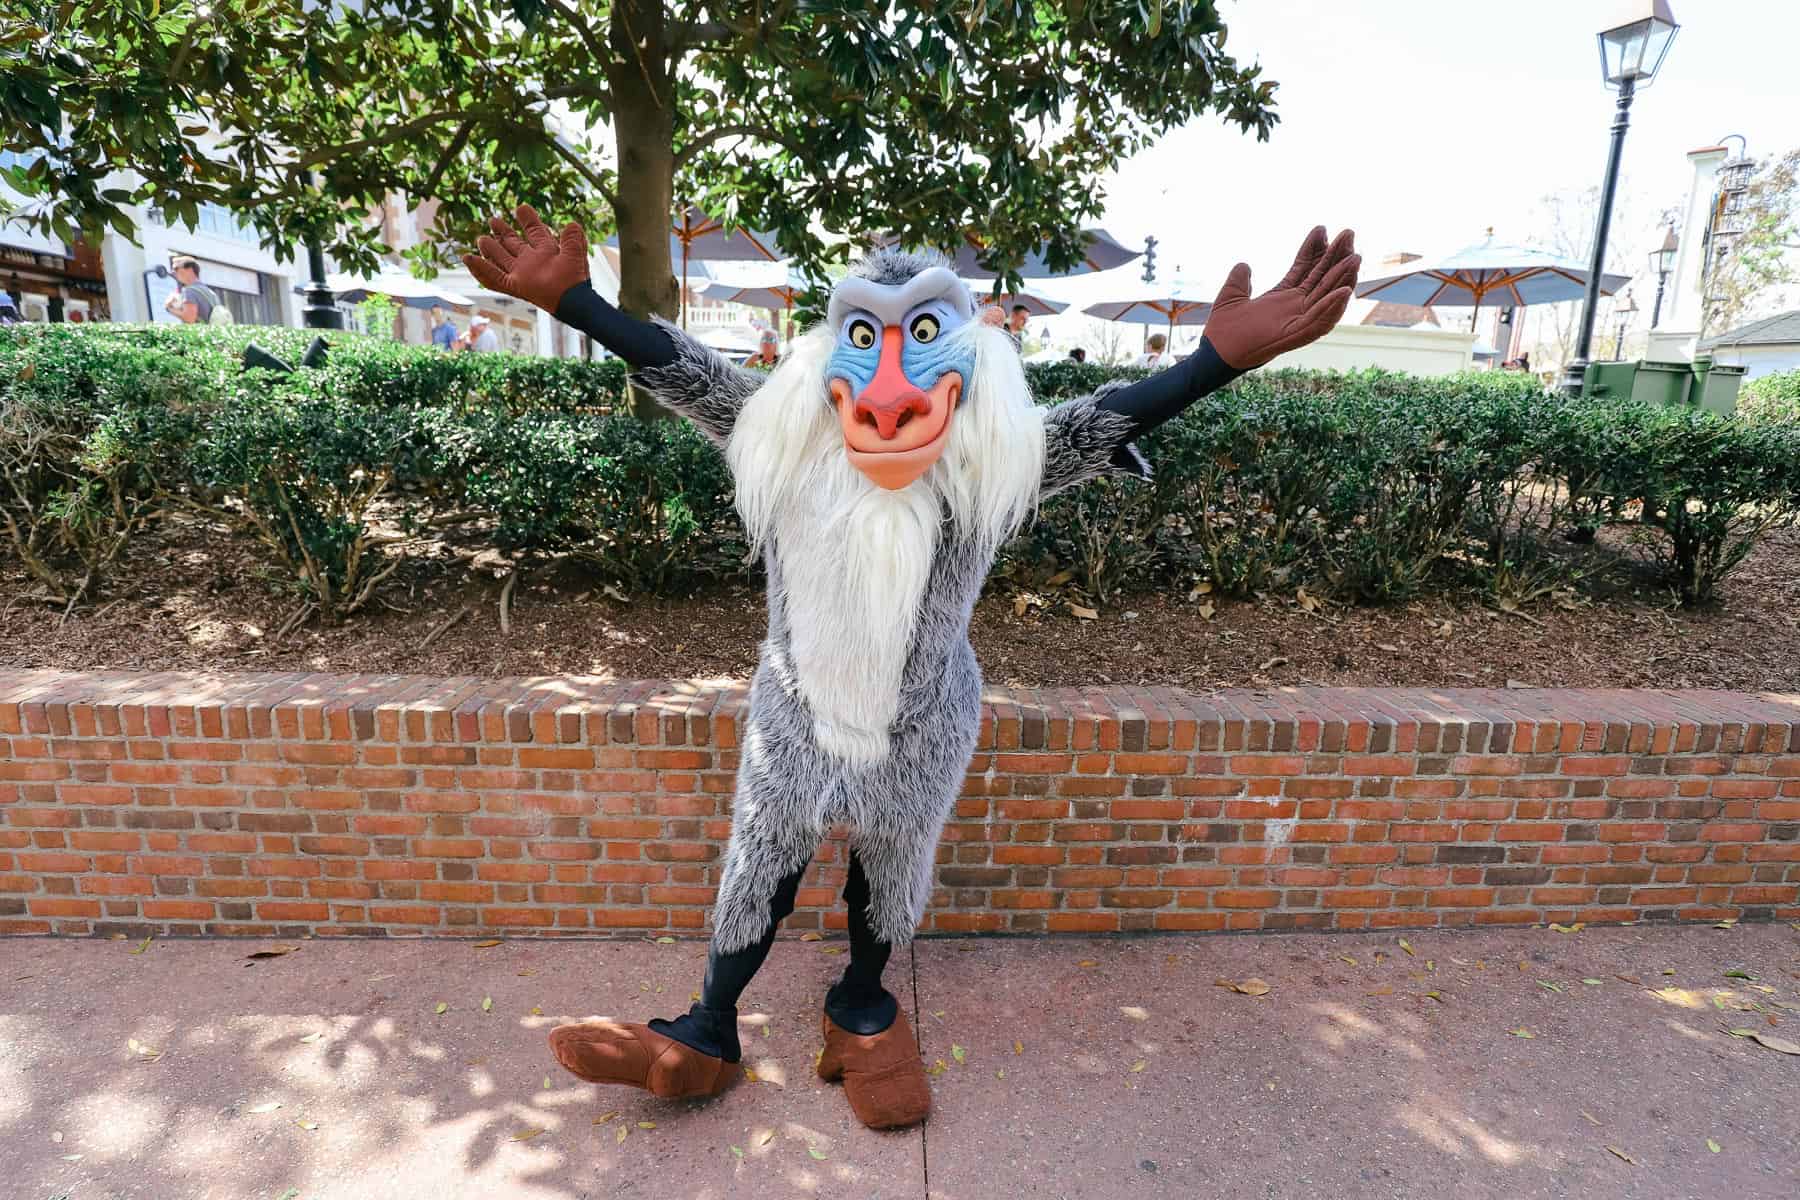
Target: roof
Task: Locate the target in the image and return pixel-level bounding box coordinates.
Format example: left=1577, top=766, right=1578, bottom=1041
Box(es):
left=1361, top=301, right=1440, bottom=328
left=1697, top=309, right=1800, bottom=350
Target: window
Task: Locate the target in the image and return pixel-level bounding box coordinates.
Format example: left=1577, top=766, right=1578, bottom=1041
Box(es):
left=150, top=202, right=260, bottom=244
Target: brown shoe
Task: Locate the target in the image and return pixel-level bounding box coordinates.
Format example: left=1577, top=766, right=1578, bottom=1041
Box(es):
left=816, top=1010, right=931, bottom=1129
left=547, top=1020, right=739, bottom=1100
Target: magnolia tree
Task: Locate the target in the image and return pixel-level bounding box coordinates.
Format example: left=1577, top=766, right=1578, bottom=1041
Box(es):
left=3, top=0, right=1278, bottom=333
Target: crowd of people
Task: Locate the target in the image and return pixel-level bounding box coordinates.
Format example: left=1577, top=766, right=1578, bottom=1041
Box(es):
left=428, top=304, right=500, bottom=352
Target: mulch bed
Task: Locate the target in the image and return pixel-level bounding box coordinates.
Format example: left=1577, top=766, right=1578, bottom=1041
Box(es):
left=4, top=512, right=1798, bottom=692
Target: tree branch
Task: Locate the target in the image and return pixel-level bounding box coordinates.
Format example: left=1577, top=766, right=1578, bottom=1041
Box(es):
left=540, top=0, right=611, bottom=66
left=547, top=136, right=619, bottom=209
left=421, top=119, right=475, bottom=201
left=674, top=122, right=804, bottom=170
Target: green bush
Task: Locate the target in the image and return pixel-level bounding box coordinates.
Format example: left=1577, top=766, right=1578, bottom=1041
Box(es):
left=1739, top=368, right=1800, bottom=424
left=4, top=322, right=1798, bottom=622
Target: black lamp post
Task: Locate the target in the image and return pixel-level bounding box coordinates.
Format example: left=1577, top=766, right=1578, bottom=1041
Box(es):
left=1558, top=1, right=1679, bottom=394
left=1649, top=226, right=1677, bottom=328
left=299, top=169, right=344, bottom=330
left=1614, top=291, right=1638, bottom=360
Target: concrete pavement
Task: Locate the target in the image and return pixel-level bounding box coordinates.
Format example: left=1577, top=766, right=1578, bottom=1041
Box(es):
left=3, top=924, right=1796, bottom=1199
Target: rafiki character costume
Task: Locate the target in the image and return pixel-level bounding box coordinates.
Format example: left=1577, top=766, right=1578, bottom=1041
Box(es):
left=464, top=207, right=1358, bottom=1129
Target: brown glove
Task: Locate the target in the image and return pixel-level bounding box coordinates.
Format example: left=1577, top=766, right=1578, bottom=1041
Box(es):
left=1204, top=227, right=1360, bottom=370
left=462, top=204, right=591, bottom=313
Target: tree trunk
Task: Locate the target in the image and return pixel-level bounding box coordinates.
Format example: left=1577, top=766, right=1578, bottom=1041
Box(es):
left=607, top=0, right=678, bottom=421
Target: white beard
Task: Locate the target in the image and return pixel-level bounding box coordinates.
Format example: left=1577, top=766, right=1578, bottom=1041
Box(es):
left=726, top=320, right=1045, bottom=764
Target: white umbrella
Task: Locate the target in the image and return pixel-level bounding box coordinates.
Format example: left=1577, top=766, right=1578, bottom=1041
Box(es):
left=1083, top=278, right=1215, bottom=352
left=1355, top=231, right=1630, bottom=331
left=963, top=283, right=1069, bottom=317
left=604, top=206, right=787, bottom=327
left=302, top=272, right=475, bottom=309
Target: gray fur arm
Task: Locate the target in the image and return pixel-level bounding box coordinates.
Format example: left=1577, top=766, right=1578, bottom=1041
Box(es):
left=628, top=317, right=764, bottom=446
left=1038, top=385, right=1153, bottom=498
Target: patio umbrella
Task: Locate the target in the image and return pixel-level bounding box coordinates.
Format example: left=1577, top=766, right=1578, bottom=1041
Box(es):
left=300, top=272, right=475, bottom=309
left=1354, top=231, right=1630, bottom=331
left=604, top=206, right=786, bottom=327
left=964, top=283, right=1069, bottom=317
left=882, top=228, right=1141, bottom=280
left=1083, top=279, right=1215, bottom=351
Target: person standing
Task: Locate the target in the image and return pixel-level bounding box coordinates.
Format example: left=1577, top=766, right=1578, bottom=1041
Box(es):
left=743, top=328, right=780, bottom=367
left=163, top=256, right=231, bottom=324
left=468, top=313, right=500, bottom=352
left=1005, top=304, right=1029, bottom=349
left=429, top=304, right=458, bottom=350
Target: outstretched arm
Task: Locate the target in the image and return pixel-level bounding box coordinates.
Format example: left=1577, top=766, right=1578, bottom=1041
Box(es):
left=463, top=205, right=760, bottom=445
left=1040, top=227, right=1359, bottom=496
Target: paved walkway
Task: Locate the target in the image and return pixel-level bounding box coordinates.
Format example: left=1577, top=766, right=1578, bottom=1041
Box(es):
left=4, top=924, right=1797, bottom=1199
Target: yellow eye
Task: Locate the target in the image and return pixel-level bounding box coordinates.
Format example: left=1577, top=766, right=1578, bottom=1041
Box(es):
left=910, top=313, right=940, bottom=343
left=848, top=320, right=876, bottom=349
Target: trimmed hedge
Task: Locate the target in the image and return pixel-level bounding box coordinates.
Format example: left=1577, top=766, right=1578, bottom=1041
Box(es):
left=3, top=323, right=1798, bottom=618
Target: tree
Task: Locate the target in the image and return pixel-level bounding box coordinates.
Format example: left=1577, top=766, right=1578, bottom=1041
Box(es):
left=1701, top=147, right=1800, bottom=338
left=2, top=1, right=1279, bottom=337
left=1521, top=184, right=1668, bottom=374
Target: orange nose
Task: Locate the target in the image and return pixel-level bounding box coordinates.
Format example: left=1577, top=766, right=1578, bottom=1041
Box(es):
left=852, top=326, right=932, bottom=440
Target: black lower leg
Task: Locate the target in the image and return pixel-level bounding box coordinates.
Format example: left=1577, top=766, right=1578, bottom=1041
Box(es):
left=650, top=866, right=804, bottom=1062
left=824, top=850, right=900, bottom=1035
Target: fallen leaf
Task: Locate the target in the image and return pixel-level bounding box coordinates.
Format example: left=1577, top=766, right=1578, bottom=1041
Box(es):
left=1748, top=1032, right=1800, bottom=1055
left=543, top=1076, right=551, bottom=1089
left=517, top=969, right=535, bottom=977
left=131, top=936, right=152, bottom=955
left=1423, top=991, right=1444, bottom=1003
left=1013, top=1040, right=1023, bottom=1055
left=530, top=1006, right=543, bottom=1016
left=1606, top=1145, right=1635, bottom=1165
left=1707, top=1138, right=1722, bottom=1153
left=756, top=1129, right=775, bottom=1147
left=511, top=1128, right=545, bottom=1142
left=744, top=1067, right=760, bottom=1082
left=995, top=1069, right=1006, bottom=1080
left=1078, top=960, right=1098, bottom=969
left=295, top=1119, right=319, bottom=1131
left=1724, top=969, right=1755, bottom=980
left=1510, top=1028, right=1535, bottom=1039
left=434, top=1002, right=448, bottom=1015
left=1258, top=655, right=1289, bottom=671
left=952, top=1044, right=967, bottom=1064
left=1549, top=922, right=1584, bottom=934
left=592, top=1111, right=620, bottom=1125
left=1581, top=979, right=1604, bottom=987
left=298, top=1032, right=323, bottom=1044
left=637, top=1121, right=656, bottom=1129
left=1714, top=919, right=1737, bottom=929
left=481, top=996, right=493, bottom=1013
left=927, top=1059, right=947, bottom=1077
left=799, top=932, right=823, bottom=942
left=1538, top=980, right=1563, bottom=993
left=615, top=1125, right=628, bottom=1144
left=1366, top=985, right=1394, bottom=996
left=730, top=1145, right=744, bottom=1158
left=1130, top=1060, right=1147, bottom=1073
left=473, top=939, right=502, bottom=948
left=1339, top=955, right=1358, bottom=966
left=1399, top=939, right=1415, bottom=956
left=1581, top=1111, right=1602, bottom=1128
left=245, top=945, right=299, bottom=961
left=1215, top=978, right=1271, bottom=997
left=1070, top=604, right=1099, bottom=621
left=1120, top=1006, right=1149, bottom=1021
left=654, top=936, right=676, bottom=944
left=807, top=1147, right=828, bottom=1160
left=248, top=1101, right=283, bottom=1114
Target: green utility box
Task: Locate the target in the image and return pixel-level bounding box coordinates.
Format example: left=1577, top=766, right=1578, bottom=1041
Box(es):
left=1631, top=360, right=1694, bottom=408
left=1579, top=357, right=1743, bottom=415
left=1689, top=355, right=1747, bottom=415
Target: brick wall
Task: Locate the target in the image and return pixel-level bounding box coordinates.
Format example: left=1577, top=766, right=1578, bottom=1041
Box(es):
left=1, top=670, right=1796, bottom=938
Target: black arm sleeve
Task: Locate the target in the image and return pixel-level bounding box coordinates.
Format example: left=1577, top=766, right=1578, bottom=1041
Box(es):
left=1095, top=335, right=1244, bottom=439
left=552, top=280, right=677, bottom=369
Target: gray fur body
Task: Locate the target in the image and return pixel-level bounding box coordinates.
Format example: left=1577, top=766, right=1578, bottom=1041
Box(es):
left=632, top=292, right=1142, bottom=954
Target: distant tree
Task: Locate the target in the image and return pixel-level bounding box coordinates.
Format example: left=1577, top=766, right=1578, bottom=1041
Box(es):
left=1522, top=185, right=1665, bottom=374
left=2, top=0, right=1280, bottom=343
left=1701, top=147, right=1800, bottom=338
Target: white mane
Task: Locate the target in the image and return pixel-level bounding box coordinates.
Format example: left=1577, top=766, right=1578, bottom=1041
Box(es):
left=726, top=320, right=1044, bottom=763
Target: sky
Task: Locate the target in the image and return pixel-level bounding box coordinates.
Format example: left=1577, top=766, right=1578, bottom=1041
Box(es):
left=1024, top=0, right=1800, bottom=350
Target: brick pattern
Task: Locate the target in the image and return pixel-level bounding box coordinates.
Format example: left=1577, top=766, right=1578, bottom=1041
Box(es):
left=1, top=670, right=1796, bottom=938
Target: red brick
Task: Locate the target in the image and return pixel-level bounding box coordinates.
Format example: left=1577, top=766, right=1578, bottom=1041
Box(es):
left=1701, top=823, right=1765, bottom=842
left=1496, top=823, right=1563, bottom=841
left=1213, top=888, right=1280, bottom=908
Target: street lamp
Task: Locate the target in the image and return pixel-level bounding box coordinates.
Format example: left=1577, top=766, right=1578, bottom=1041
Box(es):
left=300, top=168, right=345, bottom=330
left=1648, top=226, right=1677, bottom=328
left=1558, top=1, right=1679, bottom=394
left=1614, top=292, right=1638, bottom=360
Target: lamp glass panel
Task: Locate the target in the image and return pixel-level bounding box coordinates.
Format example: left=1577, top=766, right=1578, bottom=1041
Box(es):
left=1599, top=16, right=1676, bottom=84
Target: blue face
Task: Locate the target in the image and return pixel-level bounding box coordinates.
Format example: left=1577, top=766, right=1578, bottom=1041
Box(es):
left=826, top=298, right=975, bottom=398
